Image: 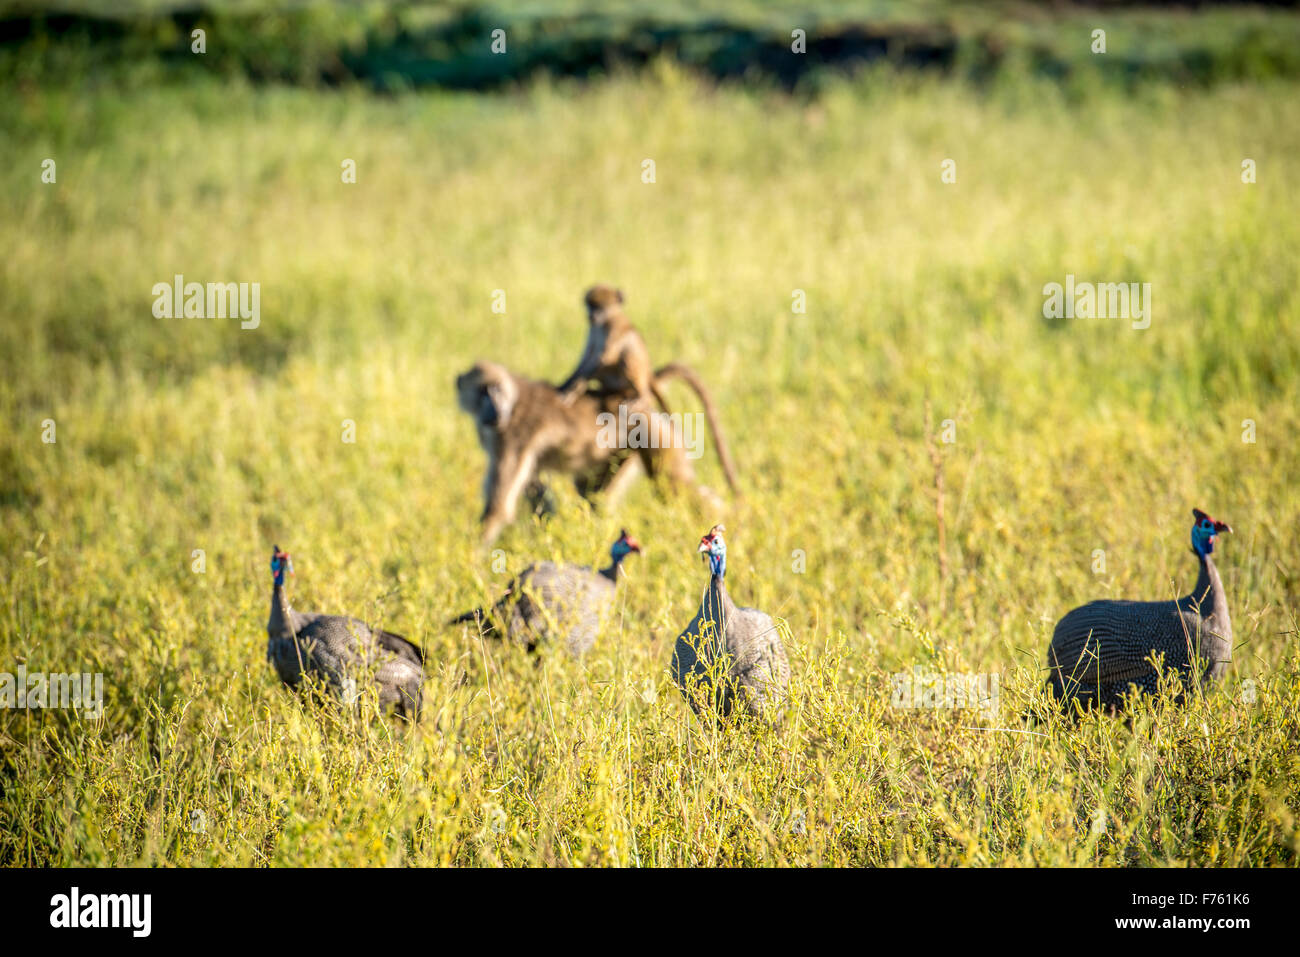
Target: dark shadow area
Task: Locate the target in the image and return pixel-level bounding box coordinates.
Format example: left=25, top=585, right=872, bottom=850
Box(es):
left=3, top=2, right=1300, bottom=92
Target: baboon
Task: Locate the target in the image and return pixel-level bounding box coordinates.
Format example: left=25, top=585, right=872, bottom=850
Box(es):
left=456, top=361, right=699, bottom=544
left=558, top=284, right=740, bottom=493
left=559, top=285, right=667, bottom=409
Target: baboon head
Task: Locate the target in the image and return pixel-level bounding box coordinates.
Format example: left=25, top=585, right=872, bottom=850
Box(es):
left=584, top=284, right=624, bottom=321
left=456, top=361, right=518, bottom=430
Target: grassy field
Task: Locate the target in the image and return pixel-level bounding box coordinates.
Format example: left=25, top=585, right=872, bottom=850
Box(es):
left=2, top=46, right=1299, bottom=865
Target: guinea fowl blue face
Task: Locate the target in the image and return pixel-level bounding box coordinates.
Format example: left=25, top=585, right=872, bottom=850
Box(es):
left=698, top=525, right=726, bottom=577
left=1191, top=509, right=1232, bottom=556
left=270, top=546, right=293, bottom=586
left=610, top=529, right=642, bottom=562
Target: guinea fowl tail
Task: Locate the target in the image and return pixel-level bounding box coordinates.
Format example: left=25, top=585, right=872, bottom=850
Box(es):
left=448, top=607, right=498, bottom=637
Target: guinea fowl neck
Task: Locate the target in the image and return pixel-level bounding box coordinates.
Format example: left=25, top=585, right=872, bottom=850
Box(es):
left=268, top=581, right=294, bottom=635
left=599, top=554, right=625, bottom=583
left=1191, top=549, right=1231, bottom=635
left=701, top=571, right=732, bottom=642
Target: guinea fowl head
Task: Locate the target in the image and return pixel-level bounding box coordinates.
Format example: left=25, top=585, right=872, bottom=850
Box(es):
left=1191, top=509, right=1232, bottom=556
left=698, top=524, right=726, bottom=578
left=610, top=529, right=642, bottom=563
left=270, top=545, right=294, bottom=587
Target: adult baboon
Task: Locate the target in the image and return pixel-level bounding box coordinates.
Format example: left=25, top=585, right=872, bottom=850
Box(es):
left=456, top=361, right=701, bottom=544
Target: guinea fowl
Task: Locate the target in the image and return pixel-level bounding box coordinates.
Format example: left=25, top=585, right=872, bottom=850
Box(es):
left=1046, top=509, right=1234, bottom=711
left=672, top=525, right=790, bottom=722
left=449, top=530, right=641, bottom=655
left=265, top=546, right=424, bottom=720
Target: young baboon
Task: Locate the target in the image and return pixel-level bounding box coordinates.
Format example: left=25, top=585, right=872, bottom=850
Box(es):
left=557, top=284, right=741, bottom=493
left=559, top=285, right=668, bottom=410
left=456, top=361, right=699, bottom=544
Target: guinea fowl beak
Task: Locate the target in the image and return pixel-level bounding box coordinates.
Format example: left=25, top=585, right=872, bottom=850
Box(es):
left=1214, top=520, right=1232, bottom=534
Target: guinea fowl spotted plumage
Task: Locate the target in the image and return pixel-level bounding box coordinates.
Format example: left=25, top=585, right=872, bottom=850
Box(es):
left=1046, top=509, right=1234, bottom=711
left=672, top=525, right=790, bottom=722
left=265, top=546, right=424, bottom=720
left=449, top=530, right=641, bottom=655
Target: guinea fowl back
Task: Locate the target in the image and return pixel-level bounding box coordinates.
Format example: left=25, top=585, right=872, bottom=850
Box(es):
left=450, top=531, right=641, bottom=655
left=500, top=560, right=616, bottom=654
left=1046, top=509, right=1233, bottom=709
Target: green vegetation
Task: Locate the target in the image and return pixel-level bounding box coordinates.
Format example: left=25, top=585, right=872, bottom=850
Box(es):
left=6, top=1, right=1300, bottom=91
left=1, top=5, right=1298, bottom=865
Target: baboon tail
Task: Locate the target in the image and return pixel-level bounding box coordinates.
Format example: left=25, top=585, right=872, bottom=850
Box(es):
left=653, top=361, right=741, bottom=494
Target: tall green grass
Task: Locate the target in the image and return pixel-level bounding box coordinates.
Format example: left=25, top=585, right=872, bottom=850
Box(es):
left=1, top=62, right=1298, bottom=865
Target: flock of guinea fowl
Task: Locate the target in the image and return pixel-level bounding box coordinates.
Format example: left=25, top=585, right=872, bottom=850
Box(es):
left=265, top=286, right=1237, bottom=727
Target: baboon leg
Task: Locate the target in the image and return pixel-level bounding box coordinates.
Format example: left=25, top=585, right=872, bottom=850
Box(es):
left=575, top=443, right=626, bottom=500
left=481, top=447, right=538, bottom=545
left=650, top=382, right=671, bottom=416
left=602, top=455, right=644, bottom=510
left=628, top=393, right=664, bottom=482
left=694, top=483, right=726, bottom=514
left=644, top=409, right=696, bottom=487
left=653, top=362, right=740, bottom=494
left=573, top=472, right=598, bottom=501
left=525, top=479, right=557, bottom=520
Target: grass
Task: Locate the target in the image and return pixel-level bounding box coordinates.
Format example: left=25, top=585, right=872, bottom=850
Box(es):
left=1, top=55, right=1299, bottom=865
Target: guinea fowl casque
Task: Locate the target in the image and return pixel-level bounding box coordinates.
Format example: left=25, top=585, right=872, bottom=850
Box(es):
left=265, top=546, right=425, bottom=720
left=672, top=525, right=790, bottom=722
left=449, top=530, right=641, bottom=654
left=1046, top=508, right=1234, bottom=711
